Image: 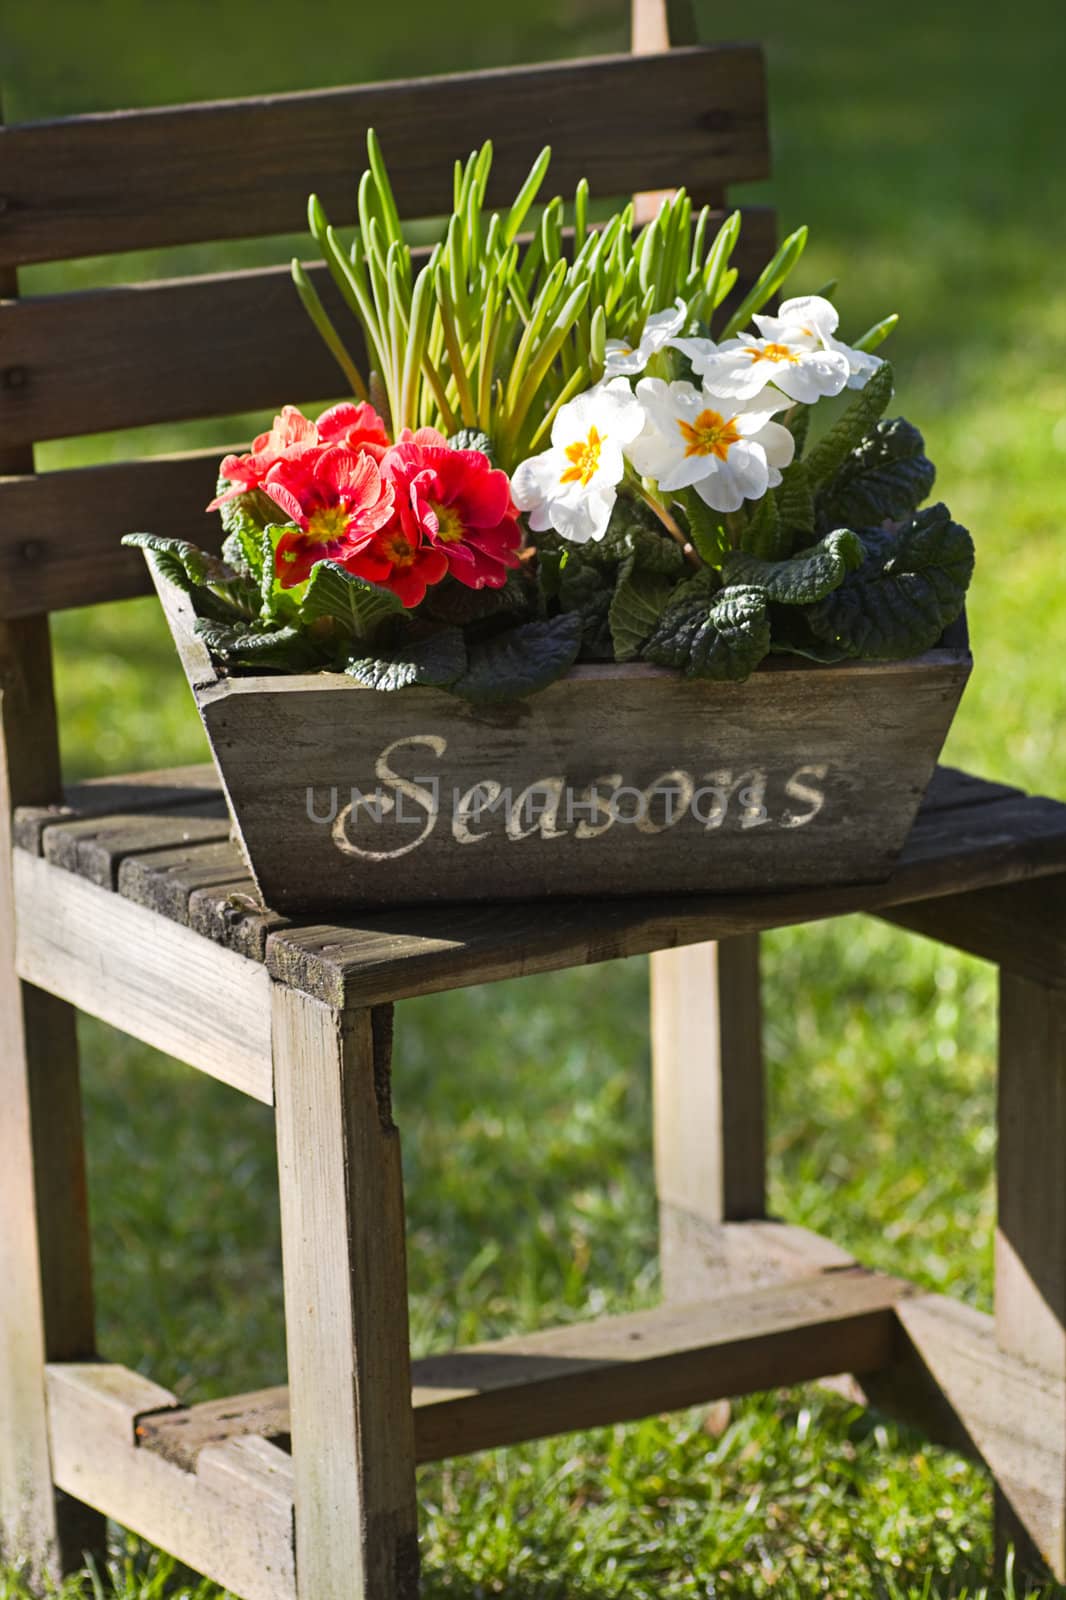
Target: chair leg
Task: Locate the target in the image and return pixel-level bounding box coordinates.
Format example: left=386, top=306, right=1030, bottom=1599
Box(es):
left=0, top=617, right=103, bottom=1587
left=273, top=987, right=419, bottom=1600
left=994, top=969, right=1066, bottom=1579
left=650, top=936, right=766, bottom=1299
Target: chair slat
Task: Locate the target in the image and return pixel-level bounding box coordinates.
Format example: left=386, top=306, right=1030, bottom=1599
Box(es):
left=0, top=48, right=768, bottom=268
left=0, top=448, right=224, bottom=617
left=0, top=208, right=775, bottom=451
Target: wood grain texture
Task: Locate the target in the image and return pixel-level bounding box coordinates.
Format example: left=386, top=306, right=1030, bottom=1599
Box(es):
left=0, top=48, right=768, bottom=267
left=0, top=616, right=104, bottom=1582
left=42, top=800, right=230, bottom=889
left=14, top=848, right=274, bottom=1102
left=13, top=763, right=221, bottom=855
left=882, top=875, right=1066, bottom=989
left=272, top=991, right=418, bottom=1600
left=191, top=650, right=970, bottom=916
left=652, top=936, right=766, bottom=1299
left=45, top=1364, right=295, bottom=1600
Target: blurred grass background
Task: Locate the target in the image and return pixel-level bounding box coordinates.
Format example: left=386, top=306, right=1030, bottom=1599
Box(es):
left=2, top=0, right=1065, bottom=1594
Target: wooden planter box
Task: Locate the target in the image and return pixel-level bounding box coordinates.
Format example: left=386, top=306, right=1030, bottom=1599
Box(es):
left=154, top=567, right=972, bottom=915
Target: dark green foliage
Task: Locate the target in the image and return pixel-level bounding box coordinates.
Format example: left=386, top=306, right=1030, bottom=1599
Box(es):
left=806, top=504, right=975, bottom=659
left=804, top=362, right=895, bottom=489
left=192, top=619, right=324, bottom=671
left=723, top=529, right=864, bottom=604
left=300, top=558, right=406, bottom=638
left=815, top=417, right=936, bottom=531
left=774, top=459, right=817, bottom=543
left=740, top=485, right=789, bottom=561
left=608, top=556, right=675, bottom=661
left=559, top=558, right=615, bottom=660
left=449, top=428, right=496, bottom=462
left=454, top=612, right=583, bottom=701
left=345, top=626, right=467, bottom=689
left=643, top=584, right=771, bottom=680
left=422, top=569, right=535, bottom=625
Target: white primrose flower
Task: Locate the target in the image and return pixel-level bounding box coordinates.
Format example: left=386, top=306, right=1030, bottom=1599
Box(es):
left=752, top=294, right=884, bottom=390
left=603, top=300, right=687, bottom=378
left=626, top=378, right=795, bottom=515
left=510, top=378, right=646, bottom=544
left=683, top=320, right=850, bottom=405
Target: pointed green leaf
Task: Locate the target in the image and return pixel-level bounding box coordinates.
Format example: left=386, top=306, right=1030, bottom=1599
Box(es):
left=739, top=489, right=788, bottom=561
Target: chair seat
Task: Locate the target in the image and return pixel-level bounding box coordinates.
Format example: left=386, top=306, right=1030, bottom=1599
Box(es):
left=13, top=761, right=1066, bottom=1012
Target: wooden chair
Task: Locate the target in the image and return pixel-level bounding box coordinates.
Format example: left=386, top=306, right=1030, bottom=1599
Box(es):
left=3, top=10, right=1066, bottom=1598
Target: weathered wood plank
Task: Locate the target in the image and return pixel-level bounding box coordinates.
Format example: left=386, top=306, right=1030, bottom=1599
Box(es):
left=118, top=839, right=248, bottom=924
left=43, top=800, right=230, bottom=890
left=13, top=763, right=221, bottom=855
left=0, top=48, right=768, bottom=267
left=881, top=875, right=1066, bottom=989
left=45, top=1364, right=295, bottom=1600
left=0, top=614, right=105, bottom=1582
left=187, top=879, right=290, bottom=961
left=273, top=992, right=418, bottom=1600
left=137, top=1266, right=905, bottom=1472
left=14, top=848, right=274, bottom=1102
left=264, top=786, right=1066, bottom=1009
left=652, top=936, right=767, bottom=1300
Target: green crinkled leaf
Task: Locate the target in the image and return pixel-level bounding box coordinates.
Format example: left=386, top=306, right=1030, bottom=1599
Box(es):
left=558, top=558, right=614, bottom=660
left=643, top=583, right=771, bottom=682
left=815, top=416, right=936, bottom=531
left=454, top=613, right=583, bottom=702
left=804, top=361, right=894, bottom=490
left=448, top=428, right=496, bottom=463
left=805, top=503, right=975, bottom=660
left=122, top=533, right=247, bottom=622
left=739, top=490, right=788, bottom=561
left=773, top=460, right=816, bottom=544
left=345, top=627, right=467, bottom=690
left=723, top=529, right=864, bottom=605
left=785, top=404, right=811, bottom=460
left=193, top=619, right=324, bottom=672
left=584, top=498, right=687, bottom=577
left=299, top=558, right=405, bottom=640
left=122, top=532, right=212, bottom=590
left=258, top=527, right=304, bottom=624
left=608, top=555, right=674, bottom=662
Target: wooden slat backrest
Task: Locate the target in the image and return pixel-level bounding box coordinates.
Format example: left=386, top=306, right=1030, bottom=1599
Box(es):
left=0, top=38, right=771, bottom=626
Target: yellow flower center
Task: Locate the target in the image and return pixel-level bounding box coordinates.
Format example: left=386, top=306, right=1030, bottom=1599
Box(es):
left=380, top=529, right=416, bottom=568
left=306, top=505, right=350, bottom=544
left=745, top=341, right=798, bottom=365
left=560, top=425, right=604, bottom=486
left=429, top=500, right=466, bottom=543
left=677, top=407, right=742, bottom=461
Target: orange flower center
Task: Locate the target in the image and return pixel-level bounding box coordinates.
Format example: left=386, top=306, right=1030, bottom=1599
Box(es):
left=379, top=529, right=416, bottom=569
left=677, top=407, right=742, bottom=461
left=560, top=425, right=604, bottom=487
left=745, top=341, right=797, bottom=365
left=306, top=505, right=351, bottom=544
left=429, top=499, right=466, bottom=543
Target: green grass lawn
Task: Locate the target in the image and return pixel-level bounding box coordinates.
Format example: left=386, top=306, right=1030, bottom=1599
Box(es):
left=2, top=0, right=1066, bottom=1593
